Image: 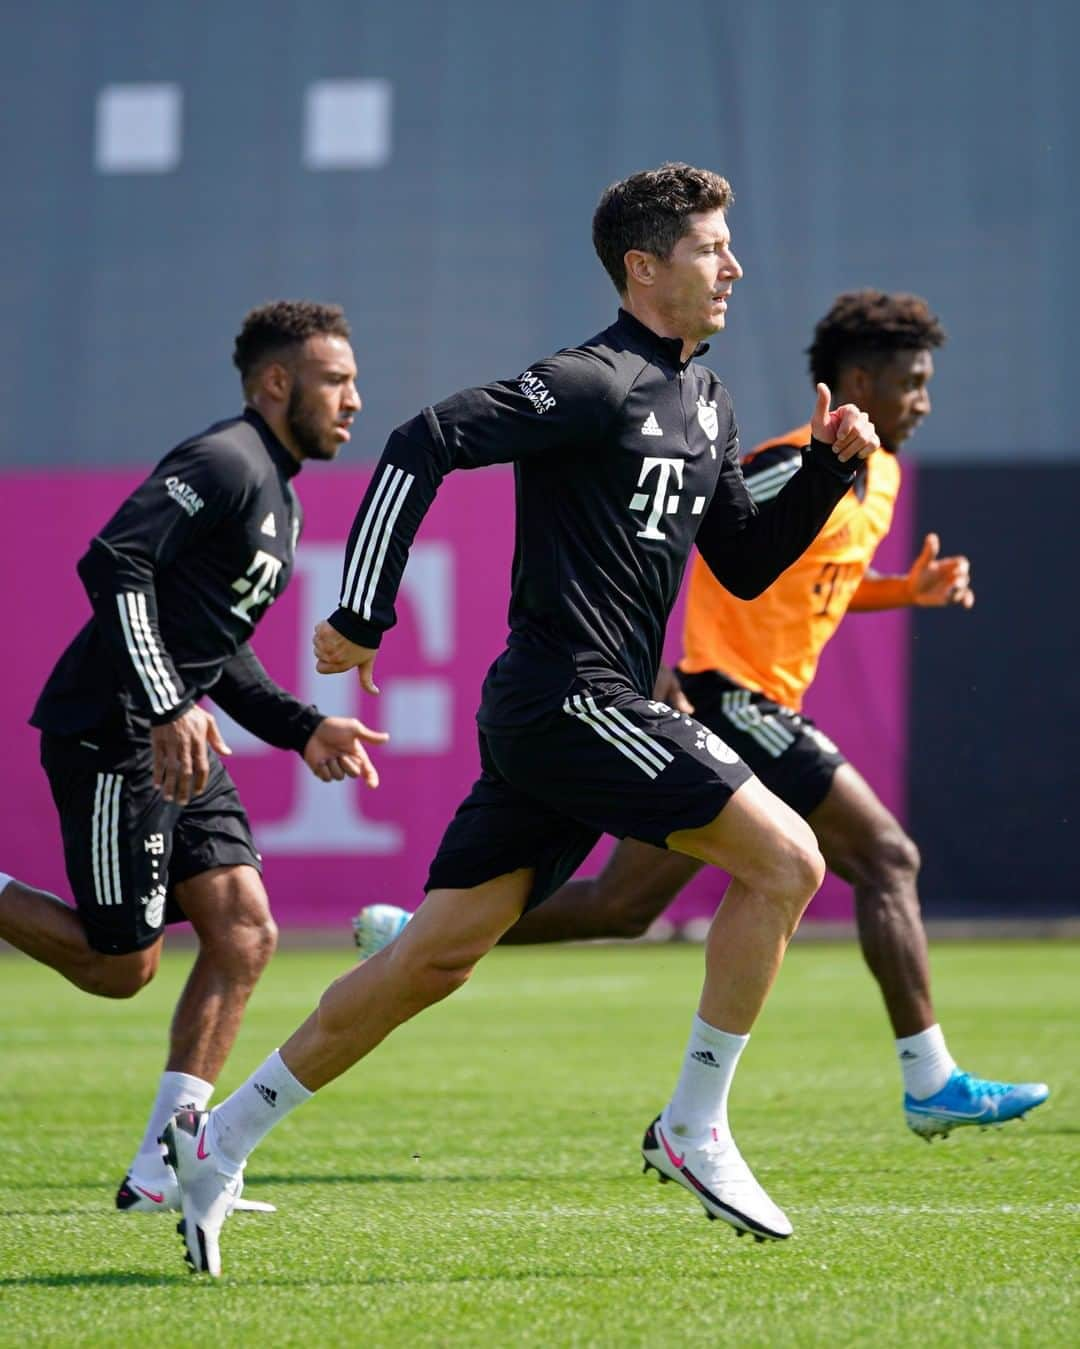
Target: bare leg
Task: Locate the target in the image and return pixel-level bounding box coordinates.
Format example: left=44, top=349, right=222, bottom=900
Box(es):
left=0, top=877, right=160, bottom=997
left=500, top=838, right=703, bottom=944
left=667, top=776, right=825, bottom=1033
left=808, top=764, right=931, bottom=1037
left=282, top=869, right=532, bottom=1090
left=166, top=865, right=278, bottom=1079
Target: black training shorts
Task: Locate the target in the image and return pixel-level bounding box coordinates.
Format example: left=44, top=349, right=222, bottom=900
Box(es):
left=40, top=732, right=261, bottom=955
left=426, top=688, right=753, bottom=908
left=678, top=670, right=846, bottom=819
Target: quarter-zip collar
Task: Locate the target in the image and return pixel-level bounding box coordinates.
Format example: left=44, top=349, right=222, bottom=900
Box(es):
left=243, top=406, right=303, bottom=479
left=615, top=308, right=710, bottom=370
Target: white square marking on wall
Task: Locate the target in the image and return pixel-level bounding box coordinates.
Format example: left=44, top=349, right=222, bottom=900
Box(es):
left=95, top=83, right=182, bottom=173
left=383, top=678, right=451, bottom=753
left=304, top=79, right=392, bottom=169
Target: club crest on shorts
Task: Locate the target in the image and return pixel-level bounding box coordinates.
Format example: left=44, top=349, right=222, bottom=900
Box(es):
left=697, top=397, right=719, bottom=442
left=695, top=728, right=740, bottom=764
left=141, top=884, right=167, bottom=928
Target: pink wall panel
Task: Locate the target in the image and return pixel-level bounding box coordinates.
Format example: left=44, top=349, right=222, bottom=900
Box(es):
left=1, top=462, right=912, bottom=931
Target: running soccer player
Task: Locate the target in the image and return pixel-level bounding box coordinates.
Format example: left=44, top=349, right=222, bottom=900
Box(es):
left=163, top=163, right=880, bottom=1275
left=356, top=291, right=1049, bottom=1139
left=0, top=301, right=386, bottom=1215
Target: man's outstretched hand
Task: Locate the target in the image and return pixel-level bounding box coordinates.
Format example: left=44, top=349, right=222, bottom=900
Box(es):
left=907, top=532, right=975, bottom=609
left=303, top=716, right=389, bottom=789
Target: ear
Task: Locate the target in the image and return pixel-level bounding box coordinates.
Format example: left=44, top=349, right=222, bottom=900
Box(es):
left=842, top=364, right=875, bottom=407
left=259, top=359, right=292, bottom=403
left=624, top=248, right=656, bottom=289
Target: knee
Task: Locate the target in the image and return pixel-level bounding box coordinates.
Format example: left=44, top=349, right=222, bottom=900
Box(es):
left=763, top=828, right=826, bottom=927
left=404, top=946, right=478, bottom=1005
left=86, top=949, right=159, bottom=999
left=247, top=909, right=279, bottom=969
left=217, top=909, right=278, bottom=981
left=423, top=956, right=477, bottom=1002
left=879, top=830, right=921, bottom=881
left=845, top=828, right=921, bottom=892
left=197, top=882, right=278, bottom=980
left=730, top=831, right=824, bottom=943
left=384, top=935, right=486, bottom=1011
left=778, top=813, right=827, bottom=898
left=787, top=836, right=827, bottom=909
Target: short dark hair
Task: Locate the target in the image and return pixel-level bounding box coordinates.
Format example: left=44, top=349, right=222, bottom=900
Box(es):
left=233, top=300, right=351, bottom=388
left=807, top=290, right=946, bottom=388
left=592, top=162, right=734, bottom=294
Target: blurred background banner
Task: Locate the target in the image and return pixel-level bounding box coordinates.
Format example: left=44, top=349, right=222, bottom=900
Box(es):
left=1, top=0, right=1077, bottom=923
left=2, top=464, right=911, bottom=926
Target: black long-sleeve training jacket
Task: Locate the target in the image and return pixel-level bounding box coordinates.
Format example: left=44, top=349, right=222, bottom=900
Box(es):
left=32, top=408, right=323, bottom=751
left=328, top=309, right=855, bottom=733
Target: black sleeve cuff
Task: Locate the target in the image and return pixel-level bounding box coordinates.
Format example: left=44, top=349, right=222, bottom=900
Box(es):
left=327, top=607, right=384, bottom=650
left=803, top=437, right=857, bottom=482
left=285, top=705, right=326, bottom=754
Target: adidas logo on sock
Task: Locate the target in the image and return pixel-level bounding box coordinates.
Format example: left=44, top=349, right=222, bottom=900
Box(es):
left=254, top=1083, right=278, bottom=1107
left=899, top=1050, right=919, bottom=1061
left=691, top=1050, right=720, bottom=1067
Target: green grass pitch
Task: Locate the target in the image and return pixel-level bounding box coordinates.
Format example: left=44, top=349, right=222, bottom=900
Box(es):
left=1, top=939, right=1077, bottom=1346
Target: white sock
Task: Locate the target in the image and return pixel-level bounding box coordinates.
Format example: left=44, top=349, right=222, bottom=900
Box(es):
left=132, top=1071, right=213, bottom=1179
left=209, top=1050, right=313, bottom=1169
left=663, top=1014, right=749, bottom=1142
left=0, top=872, right=13, bottom=894
left=897, top=1024, right=957, bottom=1099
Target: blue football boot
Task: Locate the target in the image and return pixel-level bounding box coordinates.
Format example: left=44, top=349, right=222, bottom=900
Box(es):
left=352, top=904, right=411, bottom=960
left=904, top=1068, right=1049, bottom=1140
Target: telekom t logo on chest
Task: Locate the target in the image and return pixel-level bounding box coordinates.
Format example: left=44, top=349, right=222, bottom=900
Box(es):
left=629, top=458, right=707, bottom=539
left=230, top=550, right=284, bottom=625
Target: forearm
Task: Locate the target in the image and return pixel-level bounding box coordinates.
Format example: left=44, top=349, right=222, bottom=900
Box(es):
left=329, top=417, right=449, bottom=648
left=700, top=440, right=854, bottom=599
left=848, top=573, right=913, bottom=611
left=212, top=646, right=323, bottom=752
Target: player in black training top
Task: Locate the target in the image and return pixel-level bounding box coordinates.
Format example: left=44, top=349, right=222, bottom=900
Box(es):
left=161, top=164, right=878, bottom=1277
left=0, top=301, right=386, bottom=1216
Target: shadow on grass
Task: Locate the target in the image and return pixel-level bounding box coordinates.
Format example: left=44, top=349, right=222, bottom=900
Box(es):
left=0, top=1271, right=188, bottom=1289
left=250, top=1171, right=545, bottom=1187
left=7, top=1180, right=119, bottom=1193
left=17, top=1171, right=515, bottom=1194
left=4, top=1173, right=549, bottom=1214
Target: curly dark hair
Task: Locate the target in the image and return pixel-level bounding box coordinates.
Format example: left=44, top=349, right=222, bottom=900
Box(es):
left=232, top=300, right=351, bottom=387
left=807, top=290, right=946, bottom=387
left=592, top=162, right=734, bottom=294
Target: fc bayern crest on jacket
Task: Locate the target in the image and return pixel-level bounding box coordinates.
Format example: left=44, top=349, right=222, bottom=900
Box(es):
left=697, top=397, right=719, bottom=441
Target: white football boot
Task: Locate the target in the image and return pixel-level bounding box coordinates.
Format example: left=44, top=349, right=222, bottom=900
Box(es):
left=160, top=1110, right=245, bottom=1276
left=116, top=1167, right=275, bottom=1214
left=641, top=1113, right=792, bottom=1241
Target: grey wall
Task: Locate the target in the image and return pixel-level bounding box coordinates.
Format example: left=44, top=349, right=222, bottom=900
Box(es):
left=1, top=0, right=1075, bottom=468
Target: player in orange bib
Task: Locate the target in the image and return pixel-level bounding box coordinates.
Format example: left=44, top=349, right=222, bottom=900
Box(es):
left=355, top=291, right=1049, bottom=1138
